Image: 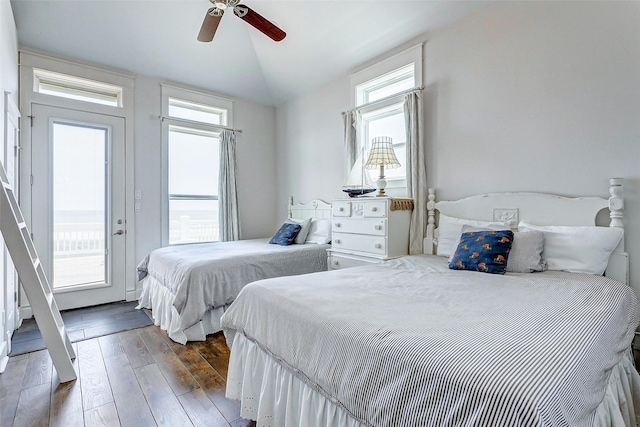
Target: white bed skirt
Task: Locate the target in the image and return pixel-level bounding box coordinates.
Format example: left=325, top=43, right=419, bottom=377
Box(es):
left=137, top=275, right=226, bottom=344
left=227, top=333, right=640, bottom=427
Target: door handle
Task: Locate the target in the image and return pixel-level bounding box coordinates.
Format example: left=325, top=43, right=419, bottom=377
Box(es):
left=113, top=230, right=125, bottom=235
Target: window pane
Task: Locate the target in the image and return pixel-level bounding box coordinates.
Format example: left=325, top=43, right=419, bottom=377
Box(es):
left=169, top=128, right=219, bottom=196
left=35, top=69, right=123, bottom=108
left=367, top=111, right=406, bottom=145
left=52, top=122, right=106, bottom=288
left=356, top=63, right=415, bottom=106
left=365, top=109, right=407, bottom=185
left=169, top=199, right=219, bottom=244
left=168, top=98, right=224, bottom=125
left=366, top=78, right=414, bottom=104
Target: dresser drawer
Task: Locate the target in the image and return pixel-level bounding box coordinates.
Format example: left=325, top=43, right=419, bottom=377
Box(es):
left=332, top=232, right=386, bottom=256
left=332, top=201, right=351, bottom=217
left=328, top=253, right=381, bottom=270
left=332, top=218, right=386, bottom=236
left=363, top=200, right=387, bottom=218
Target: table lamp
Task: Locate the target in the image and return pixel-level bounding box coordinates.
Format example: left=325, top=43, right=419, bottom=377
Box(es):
left=364, top=136, right=401, bottom=197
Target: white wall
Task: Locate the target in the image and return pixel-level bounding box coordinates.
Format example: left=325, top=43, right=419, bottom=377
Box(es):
left=275, top=1, right=640, bottom=295
left=275, top=77, right=350, bottom=221
left=134, top=77, right=278, bottom=269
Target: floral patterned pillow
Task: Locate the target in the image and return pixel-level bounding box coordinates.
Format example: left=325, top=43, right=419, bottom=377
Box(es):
left=449, top=229, right=514, bottom=274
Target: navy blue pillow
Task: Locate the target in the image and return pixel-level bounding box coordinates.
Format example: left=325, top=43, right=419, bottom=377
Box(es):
left=269, top=223, right=302, bottom=246
left=449, top=229, right=514, bottom=274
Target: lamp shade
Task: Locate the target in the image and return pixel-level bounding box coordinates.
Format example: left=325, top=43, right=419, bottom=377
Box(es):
left=364, top=136, right=401, bottom=169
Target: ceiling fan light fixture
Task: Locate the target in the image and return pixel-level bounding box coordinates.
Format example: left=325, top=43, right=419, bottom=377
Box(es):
left=215, top=2, right=227, bottom=10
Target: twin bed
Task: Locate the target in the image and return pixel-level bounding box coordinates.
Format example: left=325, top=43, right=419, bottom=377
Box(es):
left=220, top=181, right=640, bottom=427
left=136, top=198, right=332, bottom=344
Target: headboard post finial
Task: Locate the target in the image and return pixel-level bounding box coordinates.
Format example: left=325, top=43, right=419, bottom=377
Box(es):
left=608, top=178, right=624, bottom=229
left=424, top=188, right=436, bottom=255
left=427, top=188, right=436, bottom=227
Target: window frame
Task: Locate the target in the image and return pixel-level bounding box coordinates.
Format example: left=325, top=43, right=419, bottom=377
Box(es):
left=160, top=84, right=233, bottom=245
left=349, top=44, right=423, bottom=196
left=33, top=68, right=124, bottom=108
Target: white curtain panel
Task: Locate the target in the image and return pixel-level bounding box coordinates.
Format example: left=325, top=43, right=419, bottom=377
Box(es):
left=219, top=130, right=240, bottom=241
left=405, top=90, right=426, bottom=255
left=342, top=110, right=360, bottom=174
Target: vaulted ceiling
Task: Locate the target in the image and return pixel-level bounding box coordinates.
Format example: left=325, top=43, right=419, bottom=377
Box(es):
left=11, top=0, right=492, bottom=106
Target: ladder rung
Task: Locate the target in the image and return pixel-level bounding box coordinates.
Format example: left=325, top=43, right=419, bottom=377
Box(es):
left=33, top=258, right=40, bottom=269
left=18, top=222, right=26, bottom=230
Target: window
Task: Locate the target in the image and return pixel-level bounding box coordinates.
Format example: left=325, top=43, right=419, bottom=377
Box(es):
left=33, top=68, right=123, bottom=107
left=161, top=85, right=233, bottom=245
left=351, top=45, right=422, bottom=196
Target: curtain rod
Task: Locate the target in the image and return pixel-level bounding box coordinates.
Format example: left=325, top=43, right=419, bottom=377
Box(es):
left=342, top=86, right=424, bottom=115
left=159, top=115, right=243, bottom=133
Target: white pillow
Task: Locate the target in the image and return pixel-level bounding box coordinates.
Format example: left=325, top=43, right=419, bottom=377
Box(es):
left=285, top=218, right=312, bottom=244
left=305, top=219, right=332, bottom=244
left=436, top=214, right=509, bottom=257
left=518, top=221, right=624, bottom=275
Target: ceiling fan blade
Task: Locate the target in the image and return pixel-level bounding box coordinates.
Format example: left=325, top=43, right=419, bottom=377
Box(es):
left=197, top=8, right=223, bottom=42
left=234, top=5, right=286, bottom=42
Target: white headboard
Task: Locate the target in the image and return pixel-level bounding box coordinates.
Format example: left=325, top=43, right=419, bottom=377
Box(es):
left=288, top=197, right=332, bottom=220
left=424, top=178, right=627, bottom=284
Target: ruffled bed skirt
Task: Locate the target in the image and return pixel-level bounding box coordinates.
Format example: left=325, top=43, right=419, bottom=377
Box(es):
left=227, top=333, right=640, bottom=427
left=136, top=275, right=226, bottom=344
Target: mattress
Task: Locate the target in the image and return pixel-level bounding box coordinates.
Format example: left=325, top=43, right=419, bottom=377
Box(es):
left=137, top=238, right=329, bottom=332
left=221, top=255, right=640, bottom=427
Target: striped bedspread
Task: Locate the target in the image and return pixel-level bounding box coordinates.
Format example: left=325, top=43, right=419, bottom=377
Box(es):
left=221, top=255, right=640, bottom=427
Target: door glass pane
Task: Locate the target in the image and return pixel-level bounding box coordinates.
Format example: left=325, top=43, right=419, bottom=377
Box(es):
left=169, top=199, right=219, bottom=244
left=52, top=122, right=107, bottom=289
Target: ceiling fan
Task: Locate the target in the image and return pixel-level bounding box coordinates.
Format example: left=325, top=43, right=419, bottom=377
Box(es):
left=197, top=0, right=286, bottom=43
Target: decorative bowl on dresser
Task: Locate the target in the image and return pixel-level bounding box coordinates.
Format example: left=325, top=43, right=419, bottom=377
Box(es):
left=327, top=197, right=413, bottom=270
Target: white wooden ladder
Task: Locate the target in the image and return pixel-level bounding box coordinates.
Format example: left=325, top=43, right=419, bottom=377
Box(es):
left=0, top=163, right=76, bottom=382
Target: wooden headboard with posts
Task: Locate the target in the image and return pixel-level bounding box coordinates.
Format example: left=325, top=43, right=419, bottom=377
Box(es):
left=424, top=178, right=628, bottom=284
left=288, top=197, right=332, bottom=220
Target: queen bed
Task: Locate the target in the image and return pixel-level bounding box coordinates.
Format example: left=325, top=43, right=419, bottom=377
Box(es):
left=220, top=180, right=640, bottom=427
left=137, top=198, right=332, bottom=344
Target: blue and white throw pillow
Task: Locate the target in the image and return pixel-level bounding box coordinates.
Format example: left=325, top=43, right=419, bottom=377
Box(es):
left=449, top=229, right=514, bottom=274
left=269, top=223, right=302, bottom=246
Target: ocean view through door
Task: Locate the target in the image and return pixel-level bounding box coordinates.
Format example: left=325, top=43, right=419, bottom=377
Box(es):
left=31, top=104, right=126, bottom=310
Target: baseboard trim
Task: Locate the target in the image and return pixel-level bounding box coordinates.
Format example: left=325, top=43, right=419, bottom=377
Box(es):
left=19, top=305, right=33, bottom=321
left=127, top=289, right=139, bottom=302
left=0, top=341, right=9, bottom=373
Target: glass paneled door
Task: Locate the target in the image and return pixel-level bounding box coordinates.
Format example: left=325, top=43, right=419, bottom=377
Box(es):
left=31, top=104, right=126, bottom=310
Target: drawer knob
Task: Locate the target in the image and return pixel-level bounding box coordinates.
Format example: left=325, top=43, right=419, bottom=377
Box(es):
left=335, top=239, right=341, bottom=244
left=334, top=260, right=339, bottom=266
left=339, top=207, right=344, bottom=212
left=375, top=243, right=382, bottom=249
left=375, top=225, right=382, bottom=230
left=335, top=223, right=341, bottom=228
left=371, top=207, right=378, bottom=212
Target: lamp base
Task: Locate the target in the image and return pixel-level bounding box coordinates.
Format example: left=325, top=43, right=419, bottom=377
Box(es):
left=376, top=176, right=387, bottom=197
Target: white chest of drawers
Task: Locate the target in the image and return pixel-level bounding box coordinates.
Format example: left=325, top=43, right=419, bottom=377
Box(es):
left=328, top=197, right=412, bottom=271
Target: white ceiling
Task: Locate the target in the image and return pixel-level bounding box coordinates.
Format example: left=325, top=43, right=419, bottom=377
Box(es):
left=10, top=0, right=492, bottom=107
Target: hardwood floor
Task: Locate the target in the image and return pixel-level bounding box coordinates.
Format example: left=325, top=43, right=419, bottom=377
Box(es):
left=10, top=301, right=153, bottom=356
left=1, top=325, right=256, bottom=427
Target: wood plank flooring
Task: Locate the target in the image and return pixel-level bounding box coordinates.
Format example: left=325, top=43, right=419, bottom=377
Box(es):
left=2, top=325, right=255, bottom=427
left=10, top=301, right=153, bottom=355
